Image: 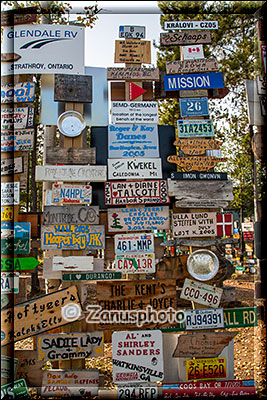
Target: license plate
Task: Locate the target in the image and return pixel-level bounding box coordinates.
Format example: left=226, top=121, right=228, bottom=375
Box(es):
left=177, top=119, right=214, bottom=137
left=186, top=357, right=227, bottom=380
left=117, top=384, right=158, bottom=399
left=115, top=233, right=154, bottom=254
left=185, top=308, right=224, bottom=330
left=115, top=253, right=155, bottom=273
left=180, top=278, right=223, bottom=308
left=179, top=97, right=209, bottom=117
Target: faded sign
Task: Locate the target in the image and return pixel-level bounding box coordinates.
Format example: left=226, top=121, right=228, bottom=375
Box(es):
left=1, top=129, right=34, bottom=152
left=35, top=165, right=107, bottom=182
left=172, top=212, right=216, bottom=238
left=1, top=106, right=35, bottom=130
left=107, top=67, right=160, bottom=81
left=43, top=205, right=99, bottom=225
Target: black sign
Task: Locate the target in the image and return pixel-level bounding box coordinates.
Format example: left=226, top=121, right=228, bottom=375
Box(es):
left=170, top=171, right=228, bottom=180
left=54, top=74, right=92, bottom=103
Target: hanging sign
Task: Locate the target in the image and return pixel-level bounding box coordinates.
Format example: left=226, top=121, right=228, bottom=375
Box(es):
left=35, top=165, right=107, bottom=182
left=1, top=222, right=31, bottom=255
left=164, top=21, right=219, bottom=30
left=160, top=31, right=212, bottom=46
left=182, top=45, right=204, bottom=60
left=1, top=157, right=23, bottom=176
left=115, top=253, right=155, bottom=274
left=164, top=72, right=224, bottom=91
left=114, top=40, right=151, bottom=64
left=177, top=119, right=214, bottom=137
left=1, top=106, right=35, bottom=130
left=119, top=26, right=146, bottom=39
left=62, top=271, right=122, bottom=282
left=1, top=7, right=38, bottom=26
left=166, top=58, right=219, bottom=74
left=1, top=257, right=38, bottom=272
left=186, top=358, right=226, bottom=381
left=115, top=233, right=154, bottom=254
left=179, top=97, right=209, bottom=117
left=180, top=278, right=223, bottom=308
left=107, top=67, right=160, bottom=81
left=1, top=206, right=14, bottom=221
left=112, top=330, right=164, bottom=383
left=51, top=184, right=92, bottom=205
left=1, top=272, right=20, bottom=294
left=108, top=124, right=159, bottom=158
left=43, top=205, right=99, bottom=225
left=173, top=138, right=221, bottom=155
left=167, top=155, right=227, bottom=171
left=105, top=179, right=169, bottom=206
left=111, top=101, right=159, bottom=124
left=172, top=212, right=216, bottom=238
left=1, top=82, right=35, bottom=103
left=1, top=182, right=20, bottom=206
left=1, top=129, right=34, bottom=152
left=41, top=224, right=105, bottom=250
left=108, top=158, right=162, bottom=180
left=108, top=206, right=170, bottom=232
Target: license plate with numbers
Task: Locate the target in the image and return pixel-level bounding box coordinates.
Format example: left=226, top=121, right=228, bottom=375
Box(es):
left=177, top=119, right=214, bottom=137
left=185, top=308, right=224, bottom=330
left=186, top=357, right=227, bottom=381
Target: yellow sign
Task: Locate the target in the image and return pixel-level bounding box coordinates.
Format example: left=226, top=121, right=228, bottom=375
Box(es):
left=186, top=357, right=227, bottom=380
left=1, top=206, right=13, bottom=221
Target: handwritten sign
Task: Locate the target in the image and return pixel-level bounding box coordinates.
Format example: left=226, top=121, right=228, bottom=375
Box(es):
left=107, top=67, right=160, bottom=81
left=177, top=119, right=214, bottom=137
left=105, top=180, right=169, bottom=206
left=41, top=224, right=105, bottom=250
left=180, top=278, right=223, bottom=308
left=1, top=106, right=35, bottom=130
left=174, top=138, right=221, bottom=155
left=164, top=20, right=219, bottom=30
left=167, top=155, right=227, bottom=171
left=114, top=40, right=151, bottom=64
left=52, top=256, right=94, bottom=272
left=115, top=253, right=155, bottom=274
left=51, top=184, right=92, bottom=205
left=1, top=206, right=14, bottom=221
left=112, top=330, right=164, bottom=383
left=1, top=129, right=34, bottom=151
left=1, top=285, right=81, bottom=346
left=160, top=31, right=212, bottom=46
left=165, top=73, right=224, bottom=91
left=172, top=212, right=216, bottom=238
left=1, top=272, right=19, bottom=293
left=1, top=222, right=31, bottom=255
left=43, top=205, right=99, bottom=225
left=111, top=101, right=158, bottom=124
left=166, top=58, right=219, bottom=74
left=1, top=182, right=20, bottom=205
left=1, top=7, right=37, bottom=26
left=108, top=206, right=170, bottom=232
left=108, top=158, right=162, bottom=180
left=1, top=157, right=23, bottom=176
left=108, top=124, right=159, bottom=158
left=1, top=82, right=35, bottom=103
left=186, top=358, right=226, bottom=381
left=37, top=332, right=104, bottom=361
left=35, top=165, right=107, bottom=182
left=179, top=97, right=209, bottom=117
left=115, top=233, right=154, bottom=254
left=182, top=45, right=204, bottom=60
left=14, top=350, right=44, bottom=389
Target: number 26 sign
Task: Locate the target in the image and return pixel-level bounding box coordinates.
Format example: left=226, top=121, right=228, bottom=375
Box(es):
left=179, top=97, right=209, bottom=117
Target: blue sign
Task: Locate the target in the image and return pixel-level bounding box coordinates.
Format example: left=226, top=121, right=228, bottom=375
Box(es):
left=179, top=97, right=209, bottom=117
left=164, top=72, right=224, bottom=91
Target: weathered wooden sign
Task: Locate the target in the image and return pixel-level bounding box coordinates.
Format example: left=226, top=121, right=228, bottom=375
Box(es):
left=108, top=124, right=159, bottom=158
left=112, top=330, right=164, bottom=383
left=172, top=212, right=216, bottom=238
left=115, top=233, right=154, bottom=254
left=108, top=158, right=162, bottom=180
left=167, top=155, right=227, bottom=171
left=108, top=206, right=170, bottom=232
left=43, top=205, right=99, bottom=225
left=179, top=97, right=209, bottom=117
left=166, top=58, right=219, bottom=74
left=180, top=278, right=223, bottom=308
left=114, top=40, right=151, bottom=64
left=170, top=171, right=228, bottom=180
left=165, top=72, right=224, bottom=91
left=107, top=67, right=160, bottom=81
left=1, top=257, right=38, bottom=272
left=1, top=206, right=13, bottom=221
left=51, top=184, right=93, bottom=205
left=184, top=308, right=224, bottom=330
left=41, top=369, right=99, bottom=397
left=46, top=147, right=96, bottom=165
left=115, top=253, right=155, bottom=274
left=172, top=331, right=237, bottom=358
left=1, top=106, right=35, bottom=130
left=1, top=285, right=81, bottom=346
left=179, top=89, right=208, bottom=97
left=186, top=357, right=226, bottom=381
left=52, top=256, right=94, bottom=272
left=1, top=156, right=23, bottom=176
left=164, top=20, right=219, bottom=30
left=182, top=45, right=204, bottom=60
left=111, top=101, right=158, bottom=124
left=173, top=138, right=221, bottom=155
left=1, top=222, right=31, bottom=255
left=1, top=7, right=37, bottom=26
left=160, top=31, right=212, bottom=46
left=54, top=74, right=92, bottom=103
left=1, top=272, right=19, bottom=294
left=119, top=25, right=145, bottom=39
left=14, top=350, right=44, bottom=389
left=1, top=82, right=35, bottom=104
left=1, top=182, right=20, bottom=205
left=35, top=165, right=107, bottom=182
left=177, top=119, right=214, bottom=137
left=37, top=332, right=104, bottom=361
left=1, top=129, right=34, bottom=152
left=41, top=224, right=105, bottom=250
left=105, top=180, right=169, bottom=206
left=62, top=271, right=122, bottom=282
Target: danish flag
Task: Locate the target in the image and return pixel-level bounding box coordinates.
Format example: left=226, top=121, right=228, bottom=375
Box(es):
left=216, top=213, right=233, bottom=236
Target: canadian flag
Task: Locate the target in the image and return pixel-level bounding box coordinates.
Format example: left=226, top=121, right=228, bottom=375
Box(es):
left=216, top=213, right=233, bottom=236
left=188, top=46, right=200, bottom=53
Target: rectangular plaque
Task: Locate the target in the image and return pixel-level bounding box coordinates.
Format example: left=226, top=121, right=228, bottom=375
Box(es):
left=1, top=157, right=23, bottom=175
left=160, top=31, right=212, bottom=46
left=108, top=158, right=162, bottom=180
left=172, top=212, right=216, bottom=238
left=166, top=58, right=219, bottom=74
left=179, top=97, right=209, bottom=117
left=43, top=205, right=99, bottom=224
left=1, top=82, right=35, bottom=103
left=46, top=147, right=96, bottom=165
left=107, top=67, right=160, bottom=81
left=114, top=40, right=151, bottom=64
left=35, top=165, right=107, bottom=182
left=54, top=74, right=92, bottom=103
left=164, top=21, right=219, bottom=30
left=164, top=73, right=224, bottom=91
left=111, top=101, right=158, bottom=124
left=1, top=129, right=34, bottom=152
left=1, top=106, right=35, bottom=130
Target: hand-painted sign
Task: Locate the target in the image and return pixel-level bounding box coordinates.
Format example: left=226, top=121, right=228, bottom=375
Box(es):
left=173, top=138, right=221, bottom=155
left=62, top=271, right=122, bottom=281
left=1, top=129, right=34, bottom=152
left=164, top=20, right=219, bottom=30
left=160, top=31, right=212, bottom=46
left=1, top=285, right=81, bottom=346
left=1, top=206, right=13, bottom=221
left=115, top=253, right=155, bottom=274
left=180, top=278, right=223, bottom=308
left=170, top=172, right=228, bottom=180
left=105, top=180, right=169, bottom=206
left=182, top=45, right=204, bottom=60
left=54, top=74, right=92, bottom=103
left=1, top=272, right=19, bottom=293
left=112, top=330, right=164, bottom=383
left=184, top=308, right=224, bottom=330
left=41, top=369, right=99, bottom=397
left=107, top=67, right=160, bottom=81
left=51, top=184, right=92, bottom=205
left=37, top=332, right=104, bottom=361
left=186, top=358, right=226, bottom=381
left=167, top=155, right=227, bottom=171
left=1, top=82, right=35, bottom=103
left=46, top=147, right=96, bottom=165
left=35, top=165, right=107, bottom=182
left=119, top=26, right=145, bottom=39
left=166, top=58, right=219, bottom=74
left=108, top=124, right=159, bottom=158
left=1, top=257, right=38, bottom=272
left=115, top=233, right=154, bottom=254
left=1, top=222, right=31, bottom=255
left=1, top=157, right=23, bottom=175
left=108, top=158, right=162, bottom=180
left=216, top=213, right=233, bottom=236
left=43, top=205, right=99, bottom=225
left=14, top=349, right=44, bottom=389
left=256, top=75, right=266, bottom=95
left=111, top=101, right=159, bottom=124
left=2, top=24, right=85, bottom=76
left=164, top=73, right=224, bottom=91
left=52, top=256, right=94, bottom=272
left=1, top=106, right=35, bottom=130
left=41, top=224, right=105, bottom=250
left=177, top=119, right=214, bottom=137
left=1, top=378, right=29, bottom=400
left=179, top=97, right=209, bottom=117
left=172, top=212, right=216, bottom=238
left=115, top=40, right=151, bottom=63
left=108, top=206, right=170, bottom=232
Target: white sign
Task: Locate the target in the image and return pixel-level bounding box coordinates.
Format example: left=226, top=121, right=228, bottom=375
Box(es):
left=182, top=45, right=204, bottom=60
left=52, top=256, right=94, bottom=272
left=108, top=124, right=159, bottom=158
left=115, top=233, right=154, bottom=254
left=1, top=272, right=19, bottom=294
left=1, top=106, right=34, bottom=130
left=111, top=102, right=159, bottom=124
left=1, top=182, right=20, bottom=205
left=117, top=384, right=158, bottom=399
left=180, top=278, right=223, bottom=308
left=52, top=184, right=92, bottom=204
left=115, top=253, right=155, bottom=274
left=108, top=158, right=162, bottom=180
left=2, top=24, right=84, bottom=75
left=256, top=75, right=266, bottom=95
left=164, top=20, right=219, bottom=30
left=184, top=308, right=225, bottom=330
left=172, top=212, right=216, bottom=237
left=35, top=165, right=107, bottom=182
left=112, top=330, right=164, bottom=383
left=119, top=26, right=145, bottom=39
left=1, top=82, right=35, bottom=103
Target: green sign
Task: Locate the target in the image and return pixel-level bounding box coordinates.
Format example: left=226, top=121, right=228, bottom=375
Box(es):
left=1, top=258, right=39, bottom=272
left=1, top=378, right=29, bottom=399
left=62, top=271, right=122, bottom=281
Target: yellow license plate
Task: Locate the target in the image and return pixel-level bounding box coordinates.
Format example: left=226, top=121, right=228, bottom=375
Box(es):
left=1, top=206, right=13, bottom=221
left=186, top=357, right=227, bottom=380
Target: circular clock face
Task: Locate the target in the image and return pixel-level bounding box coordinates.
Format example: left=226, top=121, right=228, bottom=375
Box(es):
left=187, top=249, right=219, bottom=281
left=57, top=111, right=85, bottom=137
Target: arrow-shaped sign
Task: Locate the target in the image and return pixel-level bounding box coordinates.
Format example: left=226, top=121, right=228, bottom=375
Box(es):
left=1, top=257, right=39, bottom=272
left=129, top=82, right=147, bottom=101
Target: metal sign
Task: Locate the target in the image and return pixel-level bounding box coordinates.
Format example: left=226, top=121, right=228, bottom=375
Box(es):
left=115, top=233, right=154, bottom=254
left=164, top=20, right=219, bottom=30
left=119, top=25, right=145, bottom=39
left=1, top=272, right=20, bottom=294
left=172, top=212, right=216, bottom=238
left=1, top=106, right=35, bottom=130
left=108, top=124, right=159, bottom=158
left=54, top=74, right=92, bottom=103
left=108, top=158, right=162, bottom=180
left=1, top=157, right=23, bottom=176
left=1, top=257, right=38, bottom=272
left=107, top=67, right=160, bottom=81
left=170, top=171, right=228, bottom=180
left=179, top=97, right=209, bottom=117
left=160, top=31, right=212, bottom=46
left=114, top=40, right=151, bottom=64
left=1, top=222, right=31, bottom=255
left=177, top=119, right=214, bottom=137
left=167, top=155, right=227, bottom=170
left=166, top=58, right=219, bottom=74
left=51, top=184, right=92, bottom=205
left=111, top=101, right=159, bottom=124
left=1, top=82, right=35, bottom=103
left=164, top=72, right=224, bottom=91
left=184, top=308, right=224, bottom=330
left=224, top=307, right=257, bottom=328
left=52, top=256, right=94, bottom=272
left=116, top=384, right=158, bottom=399
left=182, top=45, right=204, bottom=60
left=115, top=253, right=155, bottom=274
left=1, top=129, right=34, bottom=152
left=35, top=165, right=107, bottom=182
left=1, top=379, right=29, bottom=400
left=186, top=357, right=226, bottom=381
left=62, top=271, right=122, bottom=281
left=1, top=206, right=14, bottom=221
left=180, top=278, right=223, bottom=308
left=43, top=205, right=99, bottom=225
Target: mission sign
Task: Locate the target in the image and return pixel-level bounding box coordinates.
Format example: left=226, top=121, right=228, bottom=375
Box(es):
left=164, top=72, right=224, bottom=91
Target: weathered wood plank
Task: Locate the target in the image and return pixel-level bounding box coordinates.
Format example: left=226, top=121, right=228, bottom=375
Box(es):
left=167, top=179, right=234, bottom=201
left=46, top=147, right=96, bottom=165
left=160, top=31, right=212, bottom=46
left=54, top=74, right=92, bottom=103
left=167, top=155, right=227, bottom=171
left=166, top=58, right=219, bottom=74
left=114, top=40, right=151, bottom=64
left=43, top=205, right=99, bottom=225
left=35, top=165, right=107, bottom=182
left=173, top=138, right=222, bottom=155
left=107, top=67, right=160, bottom=81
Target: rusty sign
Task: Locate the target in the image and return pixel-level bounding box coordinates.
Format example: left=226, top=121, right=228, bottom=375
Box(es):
left=167, top=155, right=227, bottom=171
left=173, top=138, right=222, bottom=155
left=114, top=40, right=151, bottom=64
left=54, top=74, right=92, bottom=103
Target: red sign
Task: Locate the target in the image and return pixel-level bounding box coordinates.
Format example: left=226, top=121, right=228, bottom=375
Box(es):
left=216, top=213, right=233, bottom=236
left=129, top=82, right=147, bottom=101
left=243, top=231, right=254, bottom=241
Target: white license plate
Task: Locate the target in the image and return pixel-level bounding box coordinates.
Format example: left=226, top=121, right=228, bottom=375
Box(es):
left=185, top=308, right=224, bottom=330
left=117, top=384, right=158, bottom=399
left=180, top=278, right=223, bottom=308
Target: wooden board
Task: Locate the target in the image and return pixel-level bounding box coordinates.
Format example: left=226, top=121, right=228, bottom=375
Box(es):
left=35, top=165, right=107, bottom=182
left=1, top=82, right=35, bottom=103
left=1, top=157, right=23, bottom=176
left=167, top=179, right=234, bottom=201
left=155, top=255, right=189, bottom=280
left=52, top=256, right=94, bottom=271
left=114, top=40, right=151, bottom=64
left=107, top=67, right=160, bottom=81
left=1, top=7, right=37, bottom=26
left=1, top=285, right=81, bottom=346
left=160, top=31, right=212, bottom=46
left=175, top=200, right=230, bottom=208
left=170, top=172, right=228, bottom=180
left=51, top=184, right=92, bottom=205
left=46, top=147, right=96, bottom=165
left=179, top=89, right=208, bottom=97
left=54, top=74, right=92, bottom=103
left=108, top=158, right=162, bottom=180
left=111, top=82, right=153, bottom=101
left=173, top=138, right=222, bottom=155
left=43, top=205, right=99, bottom=225
left=166, top=58, right=219, bottom=74
left=1, top=129, right=34, bottom=152
left=172, top=212, right=216, bottom=238
left=14, top=350, right=44, bottom=389
left=167, top=155, right=227, bottom=171
left=1, top=106, right=35, bottom=130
